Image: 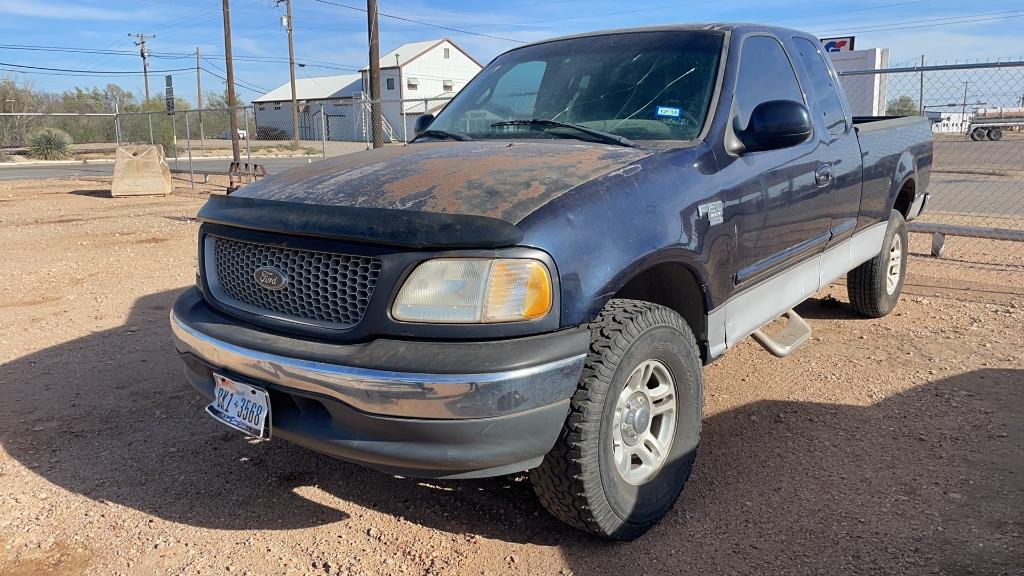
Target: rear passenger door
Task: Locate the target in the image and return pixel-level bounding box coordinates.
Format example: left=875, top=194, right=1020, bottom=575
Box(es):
left=790, top=36, right=862, bottom=247
left=721, top=34, right=833, bottom=288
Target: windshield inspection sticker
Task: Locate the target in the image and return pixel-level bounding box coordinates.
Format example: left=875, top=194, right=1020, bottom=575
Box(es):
left=655, top=106, right=681, bottom=118
left=699, top=201, right=724, bottom=226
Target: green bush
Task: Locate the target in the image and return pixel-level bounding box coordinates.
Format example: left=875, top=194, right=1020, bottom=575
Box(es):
left=28, top=128, right=73, bottom=160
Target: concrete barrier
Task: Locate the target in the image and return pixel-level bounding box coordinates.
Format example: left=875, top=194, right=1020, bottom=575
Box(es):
left=111, top=145, right=173, bottom=197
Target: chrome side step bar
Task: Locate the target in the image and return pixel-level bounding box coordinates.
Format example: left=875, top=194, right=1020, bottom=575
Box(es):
left=751, top=309, right=812, bottom=358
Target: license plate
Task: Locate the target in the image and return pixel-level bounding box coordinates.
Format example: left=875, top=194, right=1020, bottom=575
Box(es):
left=206, top=374, right=271, bottom=439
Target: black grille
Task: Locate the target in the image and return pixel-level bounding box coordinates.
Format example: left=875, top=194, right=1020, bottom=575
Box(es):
left=208, top=235, right=381, bottom=329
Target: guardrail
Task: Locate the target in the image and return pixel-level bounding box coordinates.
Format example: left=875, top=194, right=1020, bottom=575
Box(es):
left=909, top=222, right=1024, bottom=257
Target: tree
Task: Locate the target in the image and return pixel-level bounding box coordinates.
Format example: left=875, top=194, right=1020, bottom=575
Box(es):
left=886, top=95, right=919, bottom=116
left=1, top=76, right=47, bottom=147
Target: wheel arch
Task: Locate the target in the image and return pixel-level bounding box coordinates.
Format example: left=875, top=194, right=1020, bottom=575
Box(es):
left=889, top=149, right=918, bottom=220
left=603, top=259, right=712, bottom=361
left=892, top=176, right=916, bottom=219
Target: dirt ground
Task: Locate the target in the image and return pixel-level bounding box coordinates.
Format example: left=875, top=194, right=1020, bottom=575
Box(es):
left=0, top=177, right=1021, bottom=576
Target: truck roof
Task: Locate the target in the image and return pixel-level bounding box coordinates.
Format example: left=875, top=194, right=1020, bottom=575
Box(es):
left=512, top=23, right=812, bottom=51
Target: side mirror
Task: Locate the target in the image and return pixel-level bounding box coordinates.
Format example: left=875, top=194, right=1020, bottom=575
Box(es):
left=740, top=100, right=812, bottom=153
left=413, top=113, right=435, bottom=135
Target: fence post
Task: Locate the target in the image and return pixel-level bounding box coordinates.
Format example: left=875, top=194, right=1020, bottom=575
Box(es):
left=147, top=113, right=154, bottom=145
left=243, top=107, right=252, bottom=167
left=184, top=110, right=194, bottom=190
left=320, top=103, right=327, bottom=159
left=402, top=100, right=408, bottom=143
left=171, top=112, right=179, bottom=169
left=113, top=100, right=122, bottom=146
left=918, top=55, right=925, bottom=115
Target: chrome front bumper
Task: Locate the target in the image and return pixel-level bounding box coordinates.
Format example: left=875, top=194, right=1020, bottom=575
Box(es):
left=170, top=309, right=587, bottom=420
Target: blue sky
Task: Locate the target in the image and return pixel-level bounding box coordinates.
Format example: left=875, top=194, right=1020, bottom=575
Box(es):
left=1, top=0, right=1022, bottom=105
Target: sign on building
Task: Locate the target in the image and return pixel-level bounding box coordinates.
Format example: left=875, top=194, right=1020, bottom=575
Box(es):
left=820, top=36, right=855, bottom=52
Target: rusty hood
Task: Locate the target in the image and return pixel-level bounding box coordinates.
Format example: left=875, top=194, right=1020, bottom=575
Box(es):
left=233, top=140, right=654, bottom=223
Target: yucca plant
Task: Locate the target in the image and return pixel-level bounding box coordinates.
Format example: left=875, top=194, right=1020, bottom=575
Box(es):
left=28, top=128, right=73, bottom=160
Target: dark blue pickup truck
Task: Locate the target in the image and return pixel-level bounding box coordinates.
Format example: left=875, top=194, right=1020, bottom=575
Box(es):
left=171, top=24, right=932, bottom=539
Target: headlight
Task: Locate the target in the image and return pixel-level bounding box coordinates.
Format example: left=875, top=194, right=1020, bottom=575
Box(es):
left=393, top=258, right=552, bottom=323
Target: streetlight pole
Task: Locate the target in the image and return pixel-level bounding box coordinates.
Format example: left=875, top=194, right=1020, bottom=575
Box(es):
left=276, top=0, right=301, bottom=147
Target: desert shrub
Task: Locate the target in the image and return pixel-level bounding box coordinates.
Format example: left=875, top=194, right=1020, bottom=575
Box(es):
left=28, top=128, right=73, bottom=160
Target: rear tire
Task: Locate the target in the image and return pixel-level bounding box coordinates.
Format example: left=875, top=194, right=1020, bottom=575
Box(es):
left=970, top=127, right=988, bottom=141
left=847, top=210, right=908, bottom=318
left=531, top=299, right=703, bottom=540
left=988, top=128, right=1004, bottom=141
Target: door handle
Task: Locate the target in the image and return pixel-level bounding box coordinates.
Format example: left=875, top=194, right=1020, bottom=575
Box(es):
left=815, top=165, right=834, bottom=187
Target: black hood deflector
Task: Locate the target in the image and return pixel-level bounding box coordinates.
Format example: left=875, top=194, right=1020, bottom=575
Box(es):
left=198, top=194, right=524, bottom=249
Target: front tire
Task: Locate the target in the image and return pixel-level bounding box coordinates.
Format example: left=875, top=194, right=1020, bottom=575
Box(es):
left=847, top=210, right=909, bottom=318
left=531, top=299, right=703, bottom=540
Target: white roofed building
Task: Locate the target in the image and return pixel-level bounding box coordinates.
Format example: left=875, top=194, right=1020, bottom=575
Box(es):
left=252, top=38, right=481, bottom=143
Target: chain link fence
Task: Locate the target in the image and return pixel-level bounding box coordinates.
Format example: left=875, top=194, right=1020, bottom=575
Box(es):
left=838, top=61, right=1024, bottom=267
left=0, top=96, right=454, bottom=163
left=2, top=69, right=1021, bottom=267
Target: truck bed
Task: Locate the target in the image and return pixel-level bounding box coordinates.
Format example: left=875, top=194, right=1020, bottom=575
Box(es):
left=853, top=115, right=934, bottom=224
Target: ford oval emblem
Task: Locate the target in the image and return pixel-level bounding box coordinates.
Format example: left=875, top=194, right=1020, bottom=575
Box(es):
left=253, top=266, right=288, bottom=291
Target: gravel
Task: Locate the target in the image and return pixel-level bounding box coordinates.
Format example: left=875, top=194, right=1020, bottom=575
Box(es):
left=0, top=176, right=1021, bottom=575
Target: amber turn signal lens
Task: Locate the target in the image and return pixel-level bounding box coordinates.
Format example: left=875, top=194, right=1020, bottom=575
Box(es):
left=483, top=259, right=552, bottom=322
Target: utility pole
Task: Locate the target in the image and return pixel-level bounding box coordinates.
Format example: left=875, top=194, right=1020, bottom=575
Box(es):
left=366, top=0, right=383, bottom=148
left=130, top=33, right=155, bottom=102
left=196, top=47, right=205, bottom=141
left=276, top=0, right=301, bottom=147
left=222, top=0, right=240, bottom=162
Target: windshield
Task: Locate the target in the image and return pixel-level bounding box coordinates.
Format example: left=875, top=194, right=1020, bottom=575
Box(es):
left=427, top=31, right=724, bottom=144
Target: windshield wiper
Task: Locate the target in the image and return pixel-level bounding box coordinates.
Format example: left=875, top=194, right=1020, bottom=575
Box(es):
left=411, top=129, right=472, bottom=142
left=490, top=119, right=639, bottom=148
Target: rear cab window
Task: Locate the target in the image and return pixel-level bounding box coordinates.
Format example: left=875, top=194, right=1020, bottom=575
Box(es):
left=791, top=36, right=849, bottom=137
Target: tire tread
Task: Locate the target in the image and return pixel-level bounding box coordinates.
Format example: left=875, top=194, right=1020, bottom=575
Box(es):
left=531, top=299, right=701, bottom=540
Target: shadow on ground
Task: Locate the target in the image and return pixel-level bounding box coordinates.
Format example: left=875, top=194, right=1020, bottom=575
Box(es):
left=1, top=289, right=1020, bottom=573
left=67, top=189, right=111, bottom=198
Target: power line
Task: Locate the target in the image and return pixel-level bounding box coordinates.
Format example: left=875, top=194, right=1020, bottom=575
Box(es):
left=309, top=0, right=526, bottom=43
left=200, top=67, right=268, bottom=95
left=0, top=61, right=192, bottom=75
left=0, top=43, right=365, bottom=73
left=200, top=57, right=272, bottom=93
left=818, top=9, right=1024, bottom=35
left=443, top=1, right=719, bottom=32
left=0, top=44, right=140, bottom=56
left=0, top=67, right=191, bottom=79
left=770, top=0, right=936, bottom=23
left=148, top=6, right=221, bottom=34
